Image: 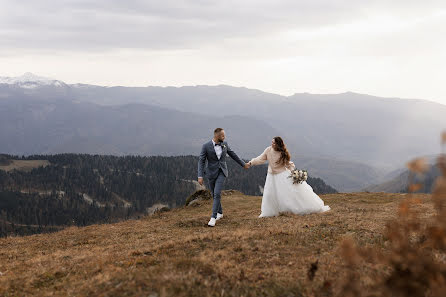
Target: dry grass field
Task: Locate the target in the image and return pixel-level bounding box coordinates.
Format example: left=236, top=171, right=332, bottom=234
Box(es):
left=0, top=159, right=50, bottom=172
left=0, top=191, right=435, bottom=297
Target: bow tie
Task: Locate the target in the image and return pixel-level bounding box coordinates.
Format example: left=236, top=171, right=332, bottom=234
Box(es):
left=214, top=142, right=223, bottom=146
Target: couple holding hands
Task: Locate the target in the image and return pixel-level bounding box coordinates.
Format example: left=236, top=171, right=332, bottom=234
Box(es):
left=198, top=128, right=330, bottom=227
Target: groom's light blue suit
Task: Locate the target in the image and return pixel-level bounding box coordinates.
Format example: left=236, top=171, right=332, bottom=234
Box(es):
left=198, top=140, right=246, bottom=219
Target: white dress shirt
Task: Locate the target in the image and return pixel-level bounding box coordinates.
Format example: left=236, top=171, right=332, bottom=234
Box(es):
left=212, top=139, right=223, bottom=159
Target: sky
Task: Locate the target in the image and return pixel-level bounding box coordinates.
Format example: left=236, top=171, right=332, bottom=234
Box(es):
left=1, top=0, right=445, bottom=105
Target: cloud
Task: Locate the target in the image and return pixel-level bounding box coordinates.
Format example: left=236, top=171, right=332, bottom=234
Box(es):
left=1, top=0, right=444, bottom=52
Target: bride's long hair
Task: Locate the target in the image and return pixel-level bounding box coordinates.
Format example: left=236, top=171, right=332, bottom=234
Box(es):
left=273, top=136, right=291, bottom=165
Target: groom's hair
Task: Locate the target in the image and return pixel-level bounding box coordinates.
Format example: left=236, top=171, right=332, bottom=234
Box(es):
left=214, top=128, right=224, bottom=134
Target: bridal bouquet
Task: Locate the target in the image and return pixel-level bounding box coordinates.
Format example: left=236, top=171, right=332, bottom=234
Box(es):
left=288, top=169, right=308, bottom=184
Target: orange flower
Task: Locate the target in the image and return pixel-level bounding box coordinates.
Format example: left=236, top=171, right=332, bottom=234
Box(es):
left=408, top=183, right=423, bottom=193
left=438, top=155, right=446, bottom=176
left=406, top=157, right=428, bottom=173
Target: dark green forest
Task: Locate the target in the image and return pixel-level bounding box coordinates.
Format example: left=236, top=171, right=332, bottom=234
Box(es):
left=0, top=153, right=337, bottom=237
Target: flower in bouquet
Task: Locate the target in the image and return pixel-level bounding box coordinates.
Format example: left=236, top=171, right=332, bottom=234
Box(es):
left=288, top=168, right=308, bottom=184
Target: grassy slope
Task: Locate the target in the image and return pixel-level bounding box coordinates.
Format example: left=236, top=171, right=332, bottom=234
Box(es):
left=0, top=159, right=50, bottom=172
left=0, top=192, right=434, bottom=297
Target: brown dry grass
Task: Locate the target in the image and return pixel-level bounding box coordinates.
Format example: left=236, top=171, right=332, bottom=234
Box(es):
left=0, top=192, right=433, bottom=297
left=0, top=159, right=50, bottom=172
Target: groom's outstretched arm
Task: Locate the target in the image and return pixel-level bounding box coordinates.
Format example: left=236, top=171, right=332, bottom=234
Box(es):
left=226, top=143, right=247, bottom=168
left=198, top=143, right=207, bottom=180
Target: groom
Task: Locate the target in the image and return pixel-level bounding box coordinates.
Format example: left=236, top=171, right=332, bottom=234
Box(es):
left=198, top=128, right=250, bottom=227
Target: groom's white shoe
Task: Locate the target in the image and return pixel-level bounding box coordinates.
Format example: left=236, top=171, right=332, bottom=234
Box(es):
left=216, top=213, right=223, bottom=220
left=208, top=217, right=216, bottom=227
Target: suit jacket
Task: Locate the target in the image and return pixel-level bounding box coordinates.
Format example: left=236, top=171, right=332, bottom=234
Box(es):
left=198, top=140, right=246, bottom=179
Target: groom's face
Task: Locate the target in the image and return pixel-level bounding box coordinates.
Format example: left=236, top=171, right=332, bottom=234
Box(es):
left=216, top=130, right=225, bottom=142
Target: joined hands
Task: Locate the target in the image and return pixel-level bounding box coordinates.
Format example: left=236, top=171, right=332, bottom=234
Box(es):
left=198, top=162, right=251, bottom=185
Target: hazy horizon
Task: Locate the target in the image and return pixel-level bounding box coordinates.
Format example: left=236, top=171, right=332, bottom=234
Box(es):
left=2, top=71, right=446, bottom=108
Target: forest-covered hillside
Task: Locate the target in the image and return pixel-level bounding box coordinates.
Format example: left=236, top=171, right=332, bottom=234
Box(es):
left=0, top=153, right=337, bottom=237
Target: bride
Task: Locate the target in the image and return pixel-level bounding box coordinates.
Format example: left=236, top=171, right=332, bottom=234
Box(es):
left=248, top=137, right=330, bottom=217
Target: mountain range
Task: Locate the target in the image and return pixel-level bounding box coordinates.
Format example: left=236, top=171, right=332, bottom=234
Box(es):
left=1, top=73, right=445, bottom=191
left=363, top=158, right=441, bottom=193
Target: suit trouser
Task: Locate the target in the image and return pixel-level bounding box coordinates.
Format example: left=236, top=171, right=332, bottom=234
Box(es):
left=209, top=169, right=225, bottom=219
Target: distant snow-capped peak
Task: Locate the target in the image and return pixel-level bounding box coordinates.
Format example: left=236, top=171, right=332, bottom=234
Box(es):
left=0, top=72, right=66, bottom=88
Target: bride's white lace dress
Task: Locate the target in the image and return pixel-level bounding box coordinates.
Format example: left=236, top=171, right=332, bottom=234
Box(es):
left=249, top=146, right=330, bottom=217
